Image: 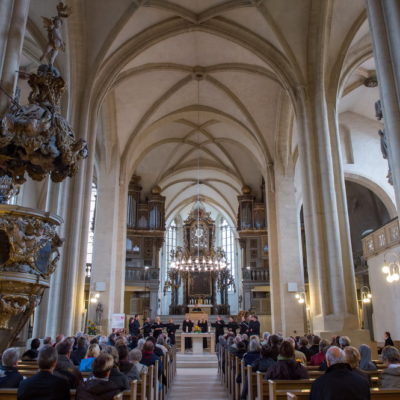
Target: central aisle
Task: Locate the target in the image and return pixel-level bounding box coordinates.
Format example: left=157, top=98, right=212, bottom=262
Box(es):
left=167, top=367, right=229, bottom=400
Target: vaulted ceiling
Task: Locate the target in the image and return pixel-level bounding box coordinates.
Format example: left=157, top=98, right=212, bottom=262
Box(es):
left=23, top=0, right=377, bottom=224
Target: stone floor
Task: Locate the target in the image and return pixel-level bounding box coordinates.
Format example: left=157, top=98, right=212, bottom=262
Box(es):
left=167, top=367, right=228, bottom=400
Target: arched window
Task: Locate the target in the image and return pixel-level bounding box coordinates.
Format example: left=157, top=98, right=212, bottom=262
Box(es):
left=165, top=221, right=177, bottom=283
left=85, top=182, right=97, bottom=277
left=220, top=218, right=235, bottom=286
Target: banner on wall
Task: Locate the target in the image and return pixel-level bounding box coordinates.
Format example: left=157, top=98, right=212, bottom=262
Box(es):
left=111, top=313, right=125, bottom=329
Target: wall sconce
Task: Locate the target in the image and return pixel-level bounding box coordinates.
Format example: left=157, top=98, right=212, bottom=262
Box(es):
left=90, top=292, right=100, bottom=304
left=360, top=286, right=372, bottom=303
left=382, top=252, right=400, bottom=283
left=294, top=292, right=306, bottom=304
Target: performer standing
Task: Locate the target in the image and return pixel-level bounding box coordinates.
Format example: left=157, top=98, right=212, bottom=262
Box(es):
left=227, top=316, right=239, bottom=335
left=239, top=315, right=249, bottom=335
left=212, top=315, right=225, bottom=350
left=152, top=316, right=164, bottom=338
left=182, top=318, right=194, bottom=351
left=198, top=318, right=208, bottom=348
left=129, top=315, right=140, bottom=336
left=166, top=319, right=179, bottom=346
left=142, top=317, right=152, bottom=337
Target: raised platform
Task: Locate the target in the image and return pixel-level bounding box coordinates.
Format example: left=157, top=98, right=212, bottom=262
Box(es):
left=176, top=353, right=218, bottom=368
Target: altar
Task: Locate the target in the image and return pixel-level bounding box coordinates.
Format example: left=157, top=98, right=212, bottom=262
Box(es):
left=187, top=304, right=213, bottom=315
left=180, top=332, right=215, bottom=354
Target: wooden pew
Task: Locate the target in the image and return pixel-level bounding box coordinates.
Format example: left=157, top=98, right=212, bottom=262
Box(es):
left=234, top=356, right=240, bottom=400
left=287, top=388, right=400, bottom=400
left=0, top=389, right=123, bottom=400
left=268, top=379, right=314, bottom=400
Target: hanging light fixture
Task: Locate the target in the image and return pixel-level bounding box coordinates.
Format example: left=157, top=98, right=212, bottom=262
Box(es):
left=360, top=286, right=372, bottom=303
left=382, top=252, right=400, bottom=283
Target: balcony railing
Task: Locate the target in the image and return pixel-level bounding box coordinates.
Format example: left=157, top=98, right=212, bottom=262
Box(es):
left=242, top=268, right=269, bottom=282
left=125, top=267, right=159, bottom=282
left=362, top=218, right=400, bottom=259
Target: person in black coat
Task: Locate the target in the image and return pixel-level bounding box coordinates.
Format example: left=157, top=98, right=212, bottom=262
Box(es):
left=239, top=316, right=249, bottom=335
left=129, top=315, right=140, bottom=336
left=183, top=318, right=194, bottom=350
left=384, top=331, right=394, bottom=347
left=310, top=346, right=370, bottom=400
left=198, top=319, right=208, bottom=348
left=227, top=316, right=239, bottom=336
left=18, top=345, right=70, bottom=400
left=0, top=348, right=23, bottom=388
left=71, top=336, right=88, bottom=366
left=165, top=319, right=179, bottom=346
left=142, top=317, right=152, bottom=337
left=298, top=337, right=312, bottom=362
left=248, top=315, right=260, bottom=336
left=212, top=316, right=225, bottom=350
left=21, top=338, right=40, bottom=361
left=76, top=353, right=124, bottom=400
left=152, top=316, right=164, bottom=339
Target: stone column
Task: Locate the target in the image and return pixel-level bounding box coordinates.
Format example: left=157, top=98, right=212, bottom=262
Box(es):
left=0, top=0, right=30, bottom=115
left=366, top=0, right=400, bottom=214
left=88, top=161, right=124, bottom=333
left=266, top=167, right=305, bottom=336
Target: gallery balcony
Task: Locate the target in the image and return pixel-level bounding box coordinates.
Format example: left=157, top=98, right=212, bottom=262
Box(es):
left=242, top=267, right=269, bottom=283
left=125, top=267, right=159, bottom=283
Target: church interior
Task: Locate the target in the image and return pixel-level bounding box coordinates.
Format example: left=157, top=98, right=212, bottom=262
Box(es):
left=1, top=0, right=400, bottom=399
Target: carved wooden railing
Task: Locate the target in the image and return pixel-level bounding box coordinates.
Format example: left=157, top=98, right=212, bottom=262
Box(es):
left=125, top=267, right=159, bottom=282
left=362, top=218, right=400, bottom=258
left=242, top=268, right=269, bottom=282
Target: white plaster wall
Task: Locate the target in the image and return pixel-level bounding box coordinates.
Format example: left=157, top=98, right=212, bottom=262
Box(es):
left=368, top=248, right=400, bottom=341
left=340, top=112, right=396, bottom=214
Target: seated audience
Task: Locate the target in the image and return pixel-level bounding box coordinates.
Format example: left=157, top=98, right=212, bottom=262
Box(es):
left=380, top=345, right=400, bottom=389
left=156, top=335, right=168, bottom=356
left=54, top=340, right=82, bottom=388
left=79, top=343, right=100, bottom=372
left=298, top=337, right=311, bottom=361
left=384, top=331, right=394, bottom=347
left=310, top=346, right=370, bottom=400
left=235, top=341, right=247, bottom=359
left=129, top=348, right=148, bottom=376
left=21, top=338, right=40, bottom=361
left=309, top=335, right=320, bottom=357
left=344, top=346, right=370, bottom=385
left=243, top=338, right=261, bottom=366
left=0, top=348, right=23, bottom=388
left=101, top=345, right=130, bottom=390
left=137, top=338, right=146, bottom=351
left=265, top=340, right=308, bottom=380
left=71, top=336, right=88, bottom=366
left=268, top=334, right=282, bottom=361
left=17, top=345, right=70, bottom=400
left=359, top=344, right=377, bottom=371
left=146, top=337, right=164, bottom=358
left=338, top=336, right=351, bottom=349
left=310, top=339, right=330, bottom=367
left=117, top=344, right=141, bottom=382
left=251, top=345, right=276, bottom=372
left=76, top=353, right=124, bottom=400
left=43, top=337, right=53, bottom=346
left=287, top=337, right=307, bottom=365
left=141, top=341, right=162, bottom=377
left=261, top=331, right=271, bottom=346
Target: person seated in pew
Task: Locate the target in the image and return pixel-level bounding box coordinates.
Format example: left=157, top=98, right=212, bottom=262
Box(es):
left=359, top=344, right=377, bottom=371
left=54, top=340, right=83, bottom=389
left=287, top=337, right=307, bottom=365
left=156, top=335, right=168, bottom=356
left=128, top=349, right=148, bottom=376
left=235, top=341, right=247, bottom=359
left=310, top=346, right=370, bottom=400
left=243, top=338, right=261, bottom=366
left=298, top=337, right=311, bottom=362
left=21, top=338, right=40, bottom=361
left=116, top=344, right=139, bottom=382
left=310, top=339, right=330, bottom=367
left=76, top=353, right=124, bottom=400
left=380, top=345, right=400, bottom=389
left=344, top=346, right=371, bottom=386
left=71, top=336, right=88, bottom=366
left=309, top=335, right=321, bottom=358
left=80, top=343, right=101, bottom=372
left=252, top=345, right=276, bottom=372
left=265, top=340, right=309, bottom=380
left=145, top=336, right=164, bottom=358
left=101, top=345, right=130, bottom=391
left=141, top=341, right=163, bottom=378
left=0, top=348, right=23, bottom=388
left=18, top=345, right=70, bottom=400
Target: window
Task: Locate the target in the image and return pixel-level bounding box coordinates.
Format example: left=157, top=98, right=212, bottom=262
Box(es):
left=86, top=182, right=97, bottom=272
left=165, top=221, right=177, bottom=283
left=220, top=218, right=235, bottom=286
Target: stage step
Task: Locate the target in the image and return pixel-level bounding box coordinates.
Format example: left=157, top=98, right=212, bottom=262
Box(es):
left=176, top=353, right=218, bottom=368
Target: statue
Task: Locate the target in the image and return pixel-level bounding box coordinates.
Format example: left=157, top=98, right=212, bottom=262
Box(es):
left=95, top=303, right=103, bottom=326
left=40, top=2, right=71, bottom=66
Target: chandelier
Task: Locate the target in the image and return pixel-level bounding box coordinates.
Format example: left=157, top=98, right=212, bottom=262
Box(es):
left=169, top=246, right=229, bottom=272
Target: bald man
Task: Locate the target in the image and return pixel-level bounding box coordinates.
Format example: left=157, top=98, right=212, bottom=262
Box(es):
left=310, top=346, right=370, bottom=400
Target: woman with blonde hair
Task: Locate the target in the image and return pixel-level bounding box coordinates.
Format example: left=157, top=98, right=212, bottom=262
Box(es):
left=79, top=343, right=100, bottom=372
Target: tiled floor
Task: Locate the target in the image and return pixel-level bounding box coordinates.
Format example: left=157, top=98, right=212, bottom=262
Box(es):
left=167, top=367, right=228, bottom=400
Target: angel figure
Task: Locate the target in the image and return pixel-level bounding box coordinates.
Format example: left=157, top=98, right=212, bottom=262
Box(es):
left=39, top=3, right=71, bottom=66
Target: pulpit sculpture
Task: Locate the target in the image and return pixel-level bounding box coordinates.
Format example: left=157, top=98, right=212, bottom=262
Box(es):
left=0, top=2, right=87, bottom=351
